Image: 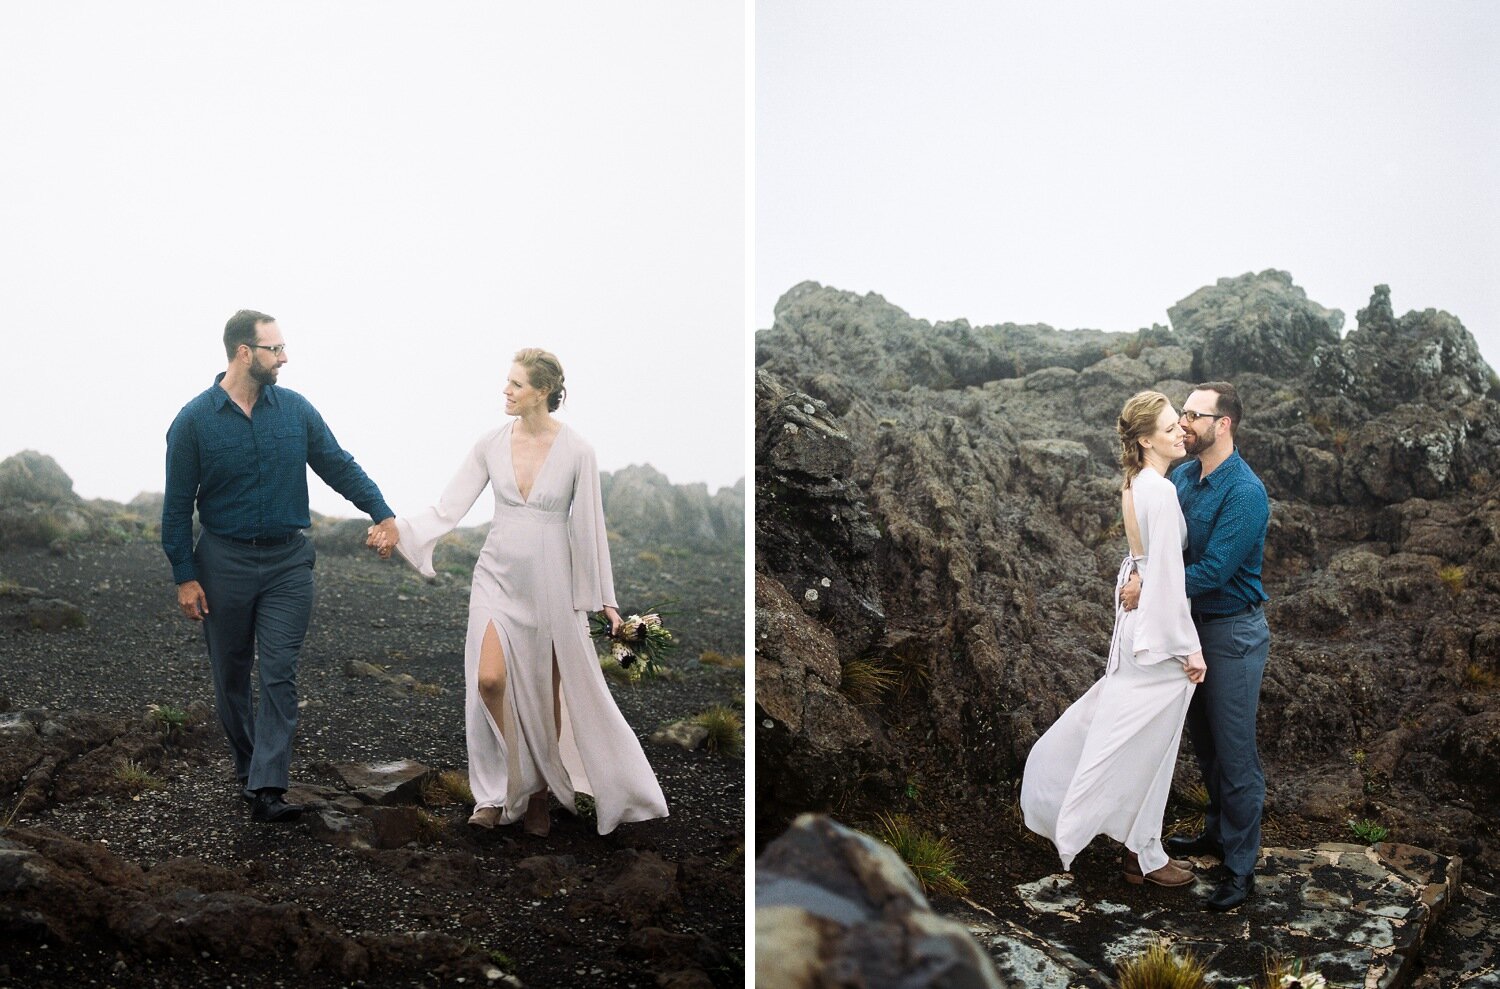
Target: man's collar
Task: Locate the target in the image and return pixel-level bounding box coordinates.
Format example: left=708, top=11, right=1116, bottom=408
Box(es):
left=1194, top=447, right=1241, bottom=486
left=210, top=371, right=278, bottom=409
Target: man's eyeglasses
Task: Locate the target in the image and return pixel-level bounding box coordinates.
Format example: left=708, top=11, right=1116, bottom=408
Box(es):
left=249, top=344, right=287, bottom=355
left=1179, top=409, right=1221, bottom=424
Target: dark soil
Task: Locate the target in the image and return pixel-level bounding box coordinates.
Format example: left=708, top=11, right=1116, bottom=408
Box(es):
left=0, top=539, right=746, bottom=988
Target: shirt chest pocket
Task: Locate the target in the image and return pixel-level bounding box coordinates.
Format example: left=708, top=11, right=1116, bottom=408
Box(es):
left=199, top=434, right=253, bottom=477
left=1184, top=498, right=1219, bottom=553
left=268, top=423, right=307, bottom=471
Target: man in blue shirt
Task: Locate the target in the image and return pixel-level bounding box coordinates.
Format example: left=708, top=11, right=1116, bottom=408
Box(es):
left=1122, top=381, right=1270, bottom=911
left=163, top=310, right=399, bottom=823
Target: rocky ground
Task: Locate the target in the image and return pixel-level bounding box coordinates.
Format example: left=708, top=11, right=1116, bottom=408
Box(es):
left=0, top=523, right=745, bottom=987
left=754, top=271, right=1500, bottom=986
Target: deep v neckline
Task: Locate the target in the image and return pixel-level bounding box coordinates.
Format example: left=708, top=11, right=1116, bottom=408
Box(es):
left=510, top=422, right=564, bottom=505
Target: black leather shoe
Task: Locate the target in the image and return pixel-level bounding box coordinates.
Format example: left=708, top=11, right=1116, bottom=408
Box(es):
left=238, top=780, right=254, bottom=803
left=250, top=790, right=304, bottom=823
left=1206, top=872, right=1254, bottom=911
left=1165, top=832, right=1225, bottom=859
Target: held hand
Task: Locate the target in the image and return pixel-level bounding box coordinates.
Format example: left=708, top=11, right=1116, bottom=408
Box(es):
left=177, top=580, right=209, bottom=621
left=1119, top=572, right=1142, bottom=611
left=602, top=606, right=623, bottom=637
left=1184, top=650, right=1207, bottom=684
left=366, top=518, right=399, bottom=560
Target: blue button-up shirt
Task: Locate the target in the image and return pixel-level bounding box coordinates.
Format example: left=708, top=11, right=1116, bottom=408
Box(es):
left=1172, top=449, right=1269, bottom=616
left=162, top=374, right=393, bottom=583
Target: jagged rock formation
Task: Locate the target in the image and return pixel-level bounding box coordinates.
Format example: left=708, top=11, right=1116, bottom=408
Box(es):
left=0, top=452, right=744, bottom=560
left=754, top=270, right=1500, bottom=893
left=601, top=466, right=744, bottom=552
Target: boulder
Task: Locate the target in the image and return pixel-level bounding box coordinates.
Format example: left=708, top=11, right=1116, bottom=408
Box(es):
left=756, top=814, right=1008, bottom=988
left=0, top=451, right=79, bottom=504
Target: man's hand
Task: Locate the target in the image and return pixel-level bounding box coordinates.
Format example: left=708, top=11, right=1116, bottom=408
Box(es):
left=366, top=517, right=399, bottom=560
left=1119, top=571, right=1142, bottom=611
left=1184, top=650, right=1207, bottom=684
left=177, top=580, right=209, bottom=621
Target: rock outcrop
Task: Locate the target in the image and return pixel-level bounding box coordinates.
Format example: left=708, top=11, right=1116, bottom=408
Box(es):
left=754, top=271, right=1500, bottom=885
left=757, top=814, right=1008, bottom=988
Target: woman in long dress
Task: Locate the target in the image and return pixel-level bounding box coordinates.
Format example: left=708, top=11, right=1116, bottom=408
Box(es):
left=370, top=348, right=668, bottom=836
left=1020, top=390, right=1206, bottom=886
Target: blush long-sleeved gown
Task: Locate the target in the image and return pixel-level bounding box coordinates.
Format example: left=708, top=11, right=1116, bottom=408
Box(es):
left=1020, top=467, right=1199, bottom=875
left=394, top=421, right=668, bottom=834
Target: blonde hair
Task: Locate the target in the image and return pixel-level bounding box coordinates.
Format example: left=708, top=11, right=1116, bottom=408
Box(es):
left=513, top=347, right=566, bottom=412
left=1118, top=390, right=1170, bottom=490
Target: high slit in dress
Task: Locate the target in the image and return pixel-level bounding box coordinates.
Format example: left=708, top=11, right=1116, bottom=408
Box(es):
left=394, top=421, right=668, bottom=834
left=1020, top=467, right=1199, bottom=874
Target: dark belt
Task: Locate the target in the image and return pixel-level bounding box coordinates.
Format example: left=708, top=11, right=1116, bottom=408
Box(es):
left=221, top=532, right=300, bottom=547
left=1193, top=602, right=1261, bottom=622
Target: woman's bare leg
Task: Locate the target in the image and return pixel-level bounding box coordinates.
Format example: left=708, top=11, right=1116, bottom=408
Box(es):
left=477, top=622, right=509, bottom=738
left=469, top=622, right=508, bottom=828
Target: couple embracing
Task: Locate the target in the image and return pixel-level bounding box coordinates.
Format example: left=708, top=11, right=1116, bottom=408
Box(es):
left=1021, top=382, right=1271, bottom=912
left=162, top=310, right=668, bottom=836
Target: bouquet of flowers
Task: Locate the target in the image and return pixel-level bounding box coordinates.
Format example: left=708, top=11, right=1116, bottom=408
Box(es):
left=591, top=607, right=677, bottom=680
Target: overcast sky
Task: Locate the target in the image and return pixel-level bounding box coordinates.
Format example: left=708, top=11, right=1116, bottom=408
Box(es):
left=757, top=2, right=1500, bottom=369
left=2, top=3, right=745, bottom=522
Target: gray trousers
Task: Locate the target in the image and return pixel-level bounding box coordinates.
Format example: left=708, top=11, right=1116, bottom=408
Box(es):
left=194, top=530, right=315, bottom=793
left=1185, top=607, right=1270, bottom=878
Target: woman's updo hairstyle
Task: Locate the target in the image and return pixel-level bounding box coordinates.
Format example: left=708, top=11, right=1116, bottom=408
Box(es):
left=513, top=348, right=566, bottom=412
left=1117, top=390, right=1170, bottom=490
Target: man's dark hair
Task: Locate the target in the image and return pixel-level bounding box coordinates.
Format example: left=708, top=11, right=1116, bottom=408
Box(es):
left=224, top=310, right=274, bottom=360
left=1194, top=380, right=1243, bottom=433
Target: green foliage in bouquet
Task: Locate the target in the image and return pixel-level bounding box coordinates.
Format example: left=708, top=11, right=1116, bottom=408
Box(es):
left=589, top=605, right=678, bottom=680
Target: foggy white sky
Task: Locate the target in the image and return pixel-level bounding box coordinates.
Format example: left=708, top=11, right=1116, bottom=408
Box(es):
left=757, top=2, right=1500, bottom=368
left=1, top=3, right=745, bottom=522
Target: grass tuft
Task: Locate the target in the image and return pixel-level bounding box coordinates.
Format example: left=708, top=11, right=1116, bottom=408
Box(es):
left=1347, top=817, right=1389, bottom=845
left=872, top=813, right=968, bottom=897
left=415, top=808, right=448, bottom=843
left=600, top=655, right=636, bottom=685
left=694, top=705, right=744, bottom=757
left=115, top=759, right=165, bottom=794
left=1165, top=782, right=1210, bottom=837
left=149, top=704, right=192, bottom=741
left=429, top=770, right=473, bottom=806
left=840, top=657, right=897, bottom=704
left=574, top=792, right=598, bottom=827
left=1254, top=956, right=1330, bottom=989
left=1462, top=664, right=1498, bottom=691
left=1438, top=564, right=1466, bottom=597
left=1114, top=940, right=1208, bottom=989
left=698, top=650, right=745, bottom=669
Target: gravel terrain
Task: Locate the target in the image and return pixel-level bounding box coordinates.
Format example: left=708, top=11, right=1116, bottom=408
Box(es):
left=0, top=537, right=746, bottom=988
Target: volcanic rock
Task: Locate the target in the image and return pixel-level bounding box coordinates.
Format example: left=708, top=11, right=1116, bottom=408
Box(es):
left=757, top=814, right=1007, bottom=988
left=754, top=270, right=1500, bottom=896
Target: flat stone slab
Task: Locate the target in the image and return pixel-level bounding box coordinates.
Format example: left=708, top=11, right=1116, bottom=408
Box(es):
left=952, top=842, right=1462, bottom=988
left=327, top=760, right=433, bottom=805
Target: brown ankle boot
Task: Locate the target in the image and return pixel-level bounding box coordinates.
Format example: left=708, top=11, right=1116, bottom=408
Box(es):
left=1124, top=860, right=1195, bottom=887
left=524, top=791, right=551, bottom=837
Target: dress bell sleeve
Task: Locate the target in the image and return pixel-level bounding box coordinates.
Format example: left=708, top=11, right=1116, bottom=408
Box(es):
left=1133, top=475, right=1202, bottom=665
left=394, top=433, right=493, bottom=578
left=567, top=436, right=618, bottom=612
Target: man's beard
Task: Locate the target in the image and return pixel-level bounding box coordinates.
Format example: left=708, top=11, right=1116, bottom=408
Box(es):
left=1183, top=422, right=1216, bottom=455
left=250, top=363, right=279, bottom=386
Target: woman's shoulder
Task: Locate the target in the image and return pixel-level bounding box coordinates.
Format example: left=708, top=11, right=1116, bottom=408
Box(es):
left=469, top=423, right=510, bottom=453
left=557, top=422, right=595, bottom=457
left=1131, top=468, right=1176, bottom=499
